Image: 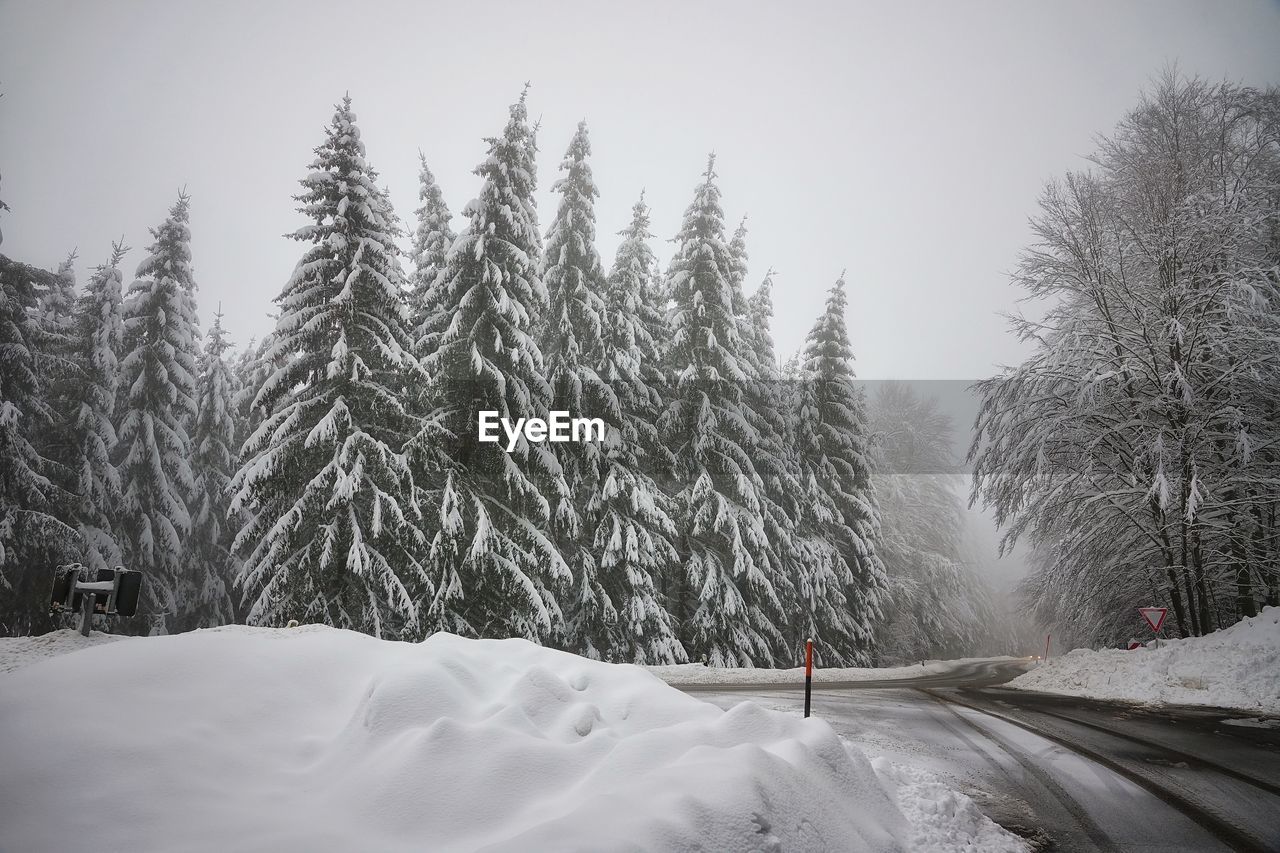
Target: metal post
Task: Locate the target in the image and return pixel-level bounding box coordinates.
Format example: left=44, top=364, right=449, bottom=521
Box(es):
left=804, top=638, right=813, bottom=719
left=79, top=588, right=94, bottom=637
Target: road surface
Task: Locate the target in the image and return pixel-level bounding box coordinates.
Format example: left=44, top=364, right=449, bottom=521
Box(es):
left=680, top=660, right=1280, bottom=852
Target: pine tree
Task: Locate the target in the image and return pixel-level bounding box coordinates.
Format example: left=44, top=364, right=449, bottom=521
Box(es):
left=614, top=192, right=671, bottom=387
left=408, top=154, right=456, bottom=358
left=729, top=233, right=803, bottom=664
left=742, top=269, right=808, bottom=662
left=115, top=195, right=201, bottom=628
left=231, top=97, right=428, bottom=638
left=67, top=243, right=127, bottom=572
left=660, top=156, right=782, bottom=666
left=39, top=253, right=79, bottom=342
left=409, top=91, right=570, bottom=642
left=182, top=311, right=238, bottom=629
left=594, top=191, right=686, bottom=664
left=794, top=274, right=887, bottom=664
left=0, top=172, right=8, bottom=247
left=0, top=256, right=79, bottom=633
left=539, top=120, right=603, bottom=574
left=34, top=253, right=82, bottom=482
left=231, top=334, right=273, bottom=443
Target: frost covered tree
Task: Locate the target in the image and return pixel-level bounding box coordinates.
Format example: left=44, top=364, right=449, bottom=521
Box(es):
left=0, top=256, right=79, bottom=633
left=33, top=253, right=82, bottom=480
left=659, top=156, right=783, bottom=666
left=971, top=75, right=1280, bottom=645
left=182, top=311, right=238, bottom=629
left=0, top=172, right=8, bottom=247
left=408, top=154, right=456, bottom=358
left=66, top=243, right=128, bottom=572
left=870, top=383, right=997, bottom=662
left=537, top=122, right=683, bottom=661
left=538, top=121, right=603, bottom=604
left=231, top=335, right=273, bottom=443
left=37, top=253, right=79, bottom=362
left=610, top=192, right=669, bottom=369
left=793, top=275, right=887, bottom=665
left=590, top=191, right=685, bottom=662
left=409, top=91, right=571, bottom=642
left=231, top=97, right=428, bottom=638
left=741, top=269, right=809, bottom=661
left=115, top=195, right=201, bottom=628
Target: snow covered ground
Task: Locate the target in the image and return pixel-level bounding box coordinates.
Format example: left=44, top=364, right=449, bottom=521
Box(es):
left=0, top=626, right=1024, bottom=852
left=1008, top=606, right=1280, bottom=713
left=646, top=657, right=1013, bottom=685
left=0, top=626, right=130, bottom=673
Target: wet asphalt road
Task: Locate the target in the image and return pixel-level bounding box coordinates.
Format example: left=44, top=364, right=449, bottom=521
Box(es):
left=680, top=660, right=1280, bottom=852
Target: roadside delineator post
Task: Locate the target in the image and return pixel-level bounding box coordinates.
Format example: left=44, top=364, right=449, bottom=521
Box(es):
left=1044, top=633, right=1051, bottom=662
left=804, top=638, right=813, bottom=719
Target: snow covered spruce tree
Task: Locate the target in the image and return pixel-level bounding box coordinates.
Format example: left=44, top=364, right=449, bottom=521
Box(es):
left=181, top=311, right=238, bottom=629
left=589, top=191, right=687, bottom=664
left=870, top=383, right=999, bottom=662
left=610, top=191, right=676, bottom=499
left=659, top=156, right=784, bottom=666
left=408, top=154, right=456, bottom=358
left=609, top=193, right=669, bottom=377
left=115, top=195, right=201, bottom=629
left=741, top=269, right=812, bottom=661
left=537, top=121, right=683, bottom=662
left=66, top=243, right=128, bottom=572
left=408, top=91, right=571, bottom=642
left=726, top=240, right=805, bottom=663
left=231, top=97, right=428, bottom=638
left=231, top=335, right=273, bottom=443
left=0, top=256, right=79, bottom=633
left=538, top=121, right=601, bottom=624
left=32, top=253, right=83, bottom=481
left=793, top=275, right=887, bottom=665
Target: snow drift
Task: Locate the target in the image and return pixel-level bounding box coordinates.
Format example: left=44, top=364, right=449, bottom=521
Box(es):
left=0, top=625, right=1019, bottom=852
left=1008, top=606, right=1280, bottom=713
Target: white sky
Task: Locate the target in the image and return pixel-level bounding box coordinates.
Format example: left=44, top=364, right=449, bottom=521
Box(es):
left=2, top=0, right=1278, bottom=379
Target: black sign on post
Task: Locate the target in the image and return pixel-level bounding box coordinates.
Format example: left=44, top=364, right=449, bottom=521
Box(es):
left=50, top=565, right=144, bottom=635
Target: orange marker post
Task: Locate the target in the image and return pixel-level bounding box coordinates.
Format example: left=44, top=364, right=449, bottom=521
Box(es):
left=804, top=638, right=814, bottom=718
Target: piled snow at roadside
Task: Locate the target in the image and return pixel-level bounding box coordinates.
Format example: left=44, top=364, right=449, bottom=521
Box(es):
left=1008, top=606, right=1280, bottom=713
left=872, top=759, right=1025, bottom=853
left=0, top=627, right=130, bottom=673
left=646, top=657, right=1015, bottom=686
left=0, top=626, right=1026, bottom=853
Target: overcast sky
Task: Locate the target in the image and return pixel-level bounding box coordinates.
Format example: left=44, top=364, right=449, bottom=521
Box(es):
left=2, top=0, right=1278, bottom=380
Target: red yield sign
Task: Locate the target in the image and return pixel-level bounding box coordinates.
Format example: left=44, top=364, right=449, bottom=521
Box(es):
left=1138, top=607, right=1168, bottom=633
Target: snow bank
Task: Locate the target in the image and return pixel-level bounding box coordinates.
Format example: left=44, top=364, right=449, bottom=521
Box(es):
left=0, top=626, right=1022, bottom=852
left=646, top=657, right=1005, bottom=686
left=872, top=759, right=1024, bottom=853
left=1008, top=606, right=1280, bottom=713
left=0, top=627, right=130, bottom=673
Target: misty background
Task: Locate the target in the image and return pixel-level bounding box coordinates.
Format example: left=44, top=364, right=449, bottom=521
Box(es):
left=3, top=0, right=1277, bottom=645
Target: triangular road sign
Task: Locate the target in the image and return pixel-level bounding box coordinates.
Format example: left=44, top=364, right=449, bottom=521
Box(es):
left=1139, top=607, right=1168, bottom=633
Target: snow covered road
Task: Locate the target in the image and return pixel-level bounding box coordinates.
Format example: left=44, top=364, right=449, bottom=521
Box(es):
left=679, top=660, right=1280, bottom=852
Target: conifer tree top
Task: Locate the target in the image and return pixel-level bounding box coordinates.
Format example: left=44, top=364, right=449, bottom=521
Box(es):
left=619, top=190, right=653, bottom=242
left=667, top=154, right=745, bottom=383
left=136, top=194, right=194, bottom=290
left=543, top=120, right=604, bottom=373
left=803, top=273, right=856, bottom=378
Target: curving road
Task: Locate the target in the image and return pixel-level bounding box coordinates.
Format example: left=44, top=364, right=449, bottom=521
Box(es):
left=680, top=660, right=1280, bottom=852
